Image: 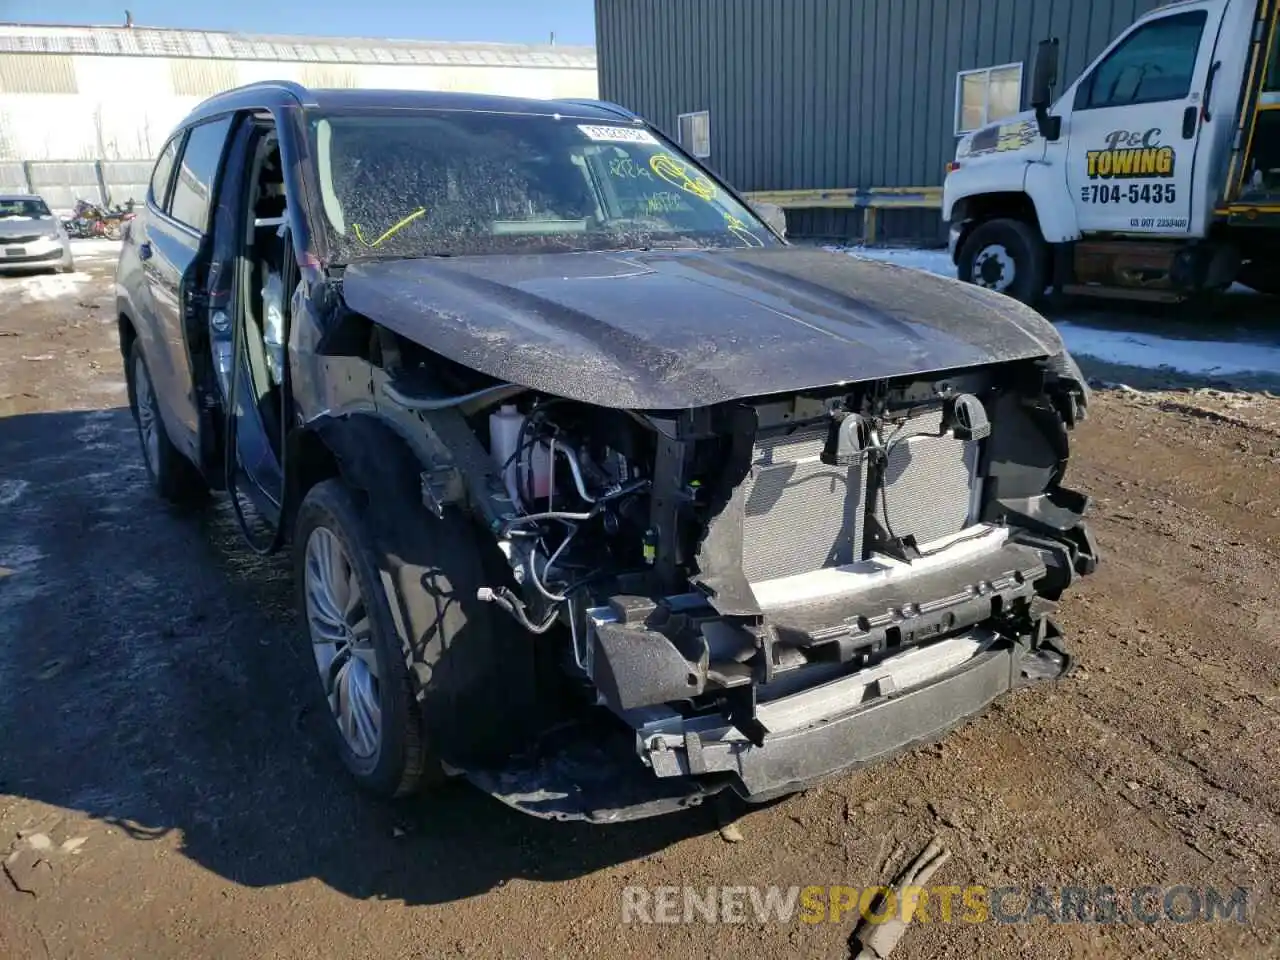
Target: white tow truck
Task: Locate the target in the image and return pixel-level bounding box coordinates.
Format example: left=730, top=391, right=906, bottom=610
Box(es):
left=944, top=0, right=1280, bottom=303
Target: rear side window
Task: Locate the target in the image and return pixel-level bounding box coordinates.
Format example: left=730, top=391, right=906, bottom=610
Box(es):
left=169, top=116, right=233, bottom=233
left=149, top=137, right=180, bottom=210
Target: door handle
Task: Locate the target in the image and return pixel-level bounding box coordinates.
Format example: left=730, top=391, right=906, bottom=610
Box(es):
left=1181, top=106, right=1198, bottom=140
left=1202, top=60, right=1221, bottom=122
left=138, top=241, right=152, bottom=261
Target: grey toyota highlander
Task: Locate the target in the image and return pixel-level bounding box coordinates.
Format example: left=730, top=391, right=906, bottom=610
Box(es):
left=115, top=82, right=1097, bottom=822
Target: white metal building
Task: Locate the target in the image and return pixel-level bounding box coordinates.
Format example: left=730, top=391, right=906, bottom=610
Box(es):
left=0, top=22, right=598, bottom=209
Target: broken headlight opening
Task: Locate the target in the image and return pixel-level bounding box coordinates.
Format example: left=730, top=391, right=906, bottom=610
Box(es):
left=441, top=356, right=1095, bottom=817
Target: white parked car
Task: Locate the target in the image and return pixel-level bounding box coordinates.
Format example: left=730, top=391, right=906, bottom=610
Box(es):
left=0, top=194, right=74, bottom=273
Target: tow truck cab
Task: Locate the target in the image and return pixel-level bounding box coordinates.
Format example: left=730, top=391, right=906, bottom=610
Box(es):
left=944, top=0, right=1280, bottom=303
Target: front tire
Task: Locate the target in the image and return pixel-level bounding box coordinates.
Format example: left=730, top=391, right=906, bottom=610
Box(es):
left=958, top=217, right=1048, bottom=305
left=293, top=465, right=540, bottom=799
left=126, top=340, right=207, bottom=504
left=295, top=479, right=431, bottom=798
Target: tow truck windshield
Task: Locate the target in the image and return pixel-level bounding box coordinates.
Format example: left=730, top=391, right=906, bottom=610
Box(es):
left=309, top=110, right=778, bottom=262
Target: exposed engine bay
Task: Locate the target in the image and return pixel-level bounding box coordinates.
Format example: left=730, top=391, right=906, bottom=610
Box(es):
left=363, top=325, right=1097, bottom=820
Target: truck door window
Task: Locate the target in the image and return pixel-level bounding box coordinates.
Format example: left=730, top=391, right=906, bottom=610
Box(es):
left=1265, top=18, right=1280, bottom=95
left=1077, top=11, right=1208, bottom=110
left=169, top=115, right=233, bottom=233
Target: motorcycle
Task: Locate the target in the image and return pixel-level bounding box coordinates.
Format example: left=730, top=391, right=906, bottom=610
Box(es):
left=68, top=199, right=136, bottom=240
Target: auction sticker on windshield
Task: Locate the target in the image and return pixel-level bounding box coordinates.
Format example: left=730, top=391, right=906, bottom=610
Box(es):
left=578, top=124, right=658, bottom=144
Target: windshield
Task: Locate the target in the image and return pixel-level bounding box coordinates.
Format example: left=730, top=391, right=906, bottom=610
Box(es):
left=310, top=110, right=778, bottom=261
left=0, top=198, right=52, bottom=220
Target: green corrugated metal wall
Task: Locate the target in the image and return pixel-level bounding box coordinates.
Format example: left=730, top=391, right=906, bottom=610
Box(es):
left=596, top=0, right=1164, bottom=240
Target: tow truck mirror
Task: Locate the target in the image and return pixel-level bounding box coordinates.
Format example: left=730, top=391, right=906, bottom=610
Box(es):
left=1031, top=38, right=1062, bottom=141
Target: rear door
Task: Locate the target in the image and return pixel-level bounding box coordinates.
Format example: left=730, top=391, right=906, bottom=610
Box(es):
left=128, top=135, right=189, bottom=454
left=142, top=116, right=234, bottom=458
left=1063, top=1, right=1230, bottom=235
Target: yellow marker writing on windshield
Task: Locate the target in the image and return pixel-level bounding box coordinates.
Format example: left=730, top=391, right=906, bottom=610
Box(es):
left=724, top=213, right=764, bottom=248
left=352, top=206, right=427, bottom=248
left=648, top=153, right=717, bottom=202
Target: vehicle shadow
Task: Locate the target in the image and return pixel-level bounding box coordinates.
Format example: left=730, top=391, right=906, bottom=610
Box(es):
left=0, top=406, right=718, bottom=907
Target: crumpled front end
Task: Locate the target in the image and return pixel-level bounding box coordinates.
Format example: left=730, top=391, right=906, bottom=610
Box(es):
left=450, top=349, right=1094, bottom=822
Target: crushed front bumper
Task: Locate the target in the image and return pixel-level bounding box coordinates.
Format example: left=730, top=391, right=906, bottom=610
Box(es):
left=633, top=625, right=1063, bottom=801
left=466, top=617, right=1070, bottom=822
left=467, top=521, right=1092, bottom=822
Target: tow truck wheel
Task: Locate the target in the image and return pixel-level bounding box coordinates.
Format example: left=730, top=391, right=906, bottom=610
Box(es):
left=958, top=218, right=1048, bottom=305
left=126, top=340, right=207, bottom=505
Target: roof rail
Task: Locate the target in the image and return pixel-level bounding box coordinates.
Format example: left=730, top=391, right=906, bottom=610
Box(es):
left=556, top=98, right=640, bottom=121
left=192, top=79, right=318, bottom=113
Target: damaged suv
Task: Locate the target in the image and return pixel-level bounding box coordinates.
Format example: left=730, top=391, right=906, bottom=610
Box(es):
left=116, top=83, right=1096, bottom=822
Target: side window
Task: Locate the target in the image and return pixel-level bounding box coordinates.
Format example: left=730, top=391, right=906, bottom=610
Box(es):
left=955, top=64, right=1023, bottom=134
left=148, top=136, right=180, bottom=211
left=1264, top=18, right=1280, bottom=96
left=1077, top=11, right=1208, bottom=110
left=168, top=115, right=233, bottom=233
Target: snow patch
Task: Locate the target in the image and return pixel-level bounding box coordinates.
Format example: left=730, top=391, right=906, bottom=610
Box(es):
left=839, top=245, right=1280, bottom=379
left=70, top=238, right=123, bottom=258
left=832, top=245, right=958, bottom=279
left=15, top=271, right=93, bottom=303
left=1054, top=322, right=1280, bottom=377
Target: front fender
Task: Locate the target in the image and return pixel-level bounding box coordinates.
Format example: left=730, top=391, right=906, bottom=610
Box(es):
left=1024, top=161, right=1080, bottom=243
left=299, top=412, right=431, bottom=520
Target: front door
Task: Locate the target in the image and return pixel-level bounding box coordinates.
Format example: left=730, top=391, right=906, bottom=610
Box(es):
left=1064, top=1, right=1229, bottom=235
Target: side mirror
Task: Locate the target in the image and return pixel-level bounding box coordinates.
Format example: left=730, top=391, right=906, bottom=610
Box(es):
left=1031, top=38, right=1062, bottom=141
left=1031, top=39, right=1059, bottom=109
left=751, top=201, right=787, bottom=239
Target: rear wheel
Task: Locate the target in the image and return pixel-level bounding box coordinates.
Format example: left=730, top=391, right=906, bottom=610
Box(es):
left=126, top=340, right=207, bottom=504
left=958, top=217, right=1048, bottom=305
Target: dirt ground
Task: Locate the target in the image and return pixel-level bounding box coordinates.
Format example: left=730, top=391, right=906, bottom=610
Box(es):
left=2, top=245, right=1278, bottom=959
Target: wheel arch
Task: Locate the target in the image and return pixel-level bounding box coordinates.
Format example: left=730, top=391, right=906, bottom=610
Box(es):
left=287, top=412, right=433, bottom=544
left=117, top=310, right=138, bottom=362
left=291, top=411, right=541, bottom=767
left=950, top=192, right=1043, bottom=263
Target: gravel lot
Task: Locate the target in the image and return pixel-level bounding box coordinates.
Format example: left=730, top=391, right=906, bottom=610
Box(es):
left=2, top=243, right=1278, bottom=959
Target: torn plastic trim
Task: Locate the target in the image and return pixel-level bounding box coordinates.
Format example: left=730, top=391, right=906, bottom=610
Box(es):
left=581, top=535, right=1048, bottom=717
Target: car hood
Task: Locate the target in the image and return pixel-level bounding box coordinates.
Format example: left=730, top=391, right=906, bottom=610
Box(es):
left=0, top=216, right=57, bottom=239
left=340, top=247, right=1063, bottom=409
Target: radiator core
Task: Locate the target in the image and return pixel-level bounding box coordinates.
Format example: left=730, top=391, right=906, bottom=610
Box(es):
left=739, top=408, right=980, bottom=584
left=741, top=423, right=866, bottom=584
